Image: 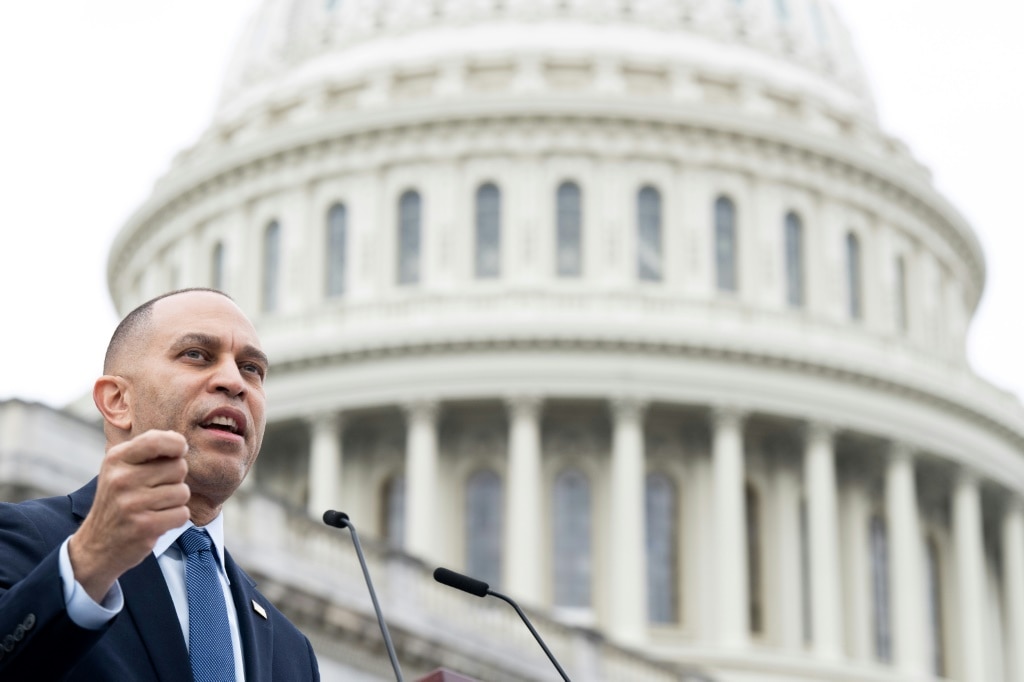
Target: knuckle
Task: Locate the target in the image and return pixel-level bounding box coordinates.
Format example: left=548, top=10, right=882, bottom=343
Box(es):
left=103, top=446, right=126, bottom=468
left=104, top=466, right=130, bottom=491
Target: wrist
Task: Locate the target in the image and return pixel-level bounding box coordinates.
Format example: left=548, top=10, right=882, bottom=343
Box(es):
left=67, top=532, right=119, bottom=603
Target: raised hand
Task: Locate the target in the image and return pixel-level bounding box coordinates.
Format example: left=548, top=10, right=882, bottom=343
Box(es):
left=67, top=430, right=191, bottom=602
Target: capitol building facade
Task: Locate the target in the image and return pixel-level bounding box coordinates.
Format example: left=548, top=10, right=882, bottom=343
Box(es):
left=4, top=0, right=1024, bottom=680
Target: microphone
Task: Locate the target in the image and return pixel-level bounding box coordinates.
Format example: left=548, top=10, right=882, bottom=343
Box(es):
left=323, top=510, right=404, bottom=682
left=323, top=509, right=349, bottom=528
left=433, top=567, right=571, bottom=681
left=433, top=567, right=488, bottom=597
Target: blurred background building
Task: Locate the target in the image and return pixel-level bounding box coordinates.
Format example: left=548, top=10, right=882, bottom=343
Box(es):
left=4, top=0, right=1024, bottom=680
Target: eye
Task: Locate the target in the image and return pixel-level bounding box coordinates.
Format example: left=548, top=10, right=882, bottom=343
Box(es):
left=241, top=362, right=266, bottom=379
left=181, top=349, right=207, bottom=361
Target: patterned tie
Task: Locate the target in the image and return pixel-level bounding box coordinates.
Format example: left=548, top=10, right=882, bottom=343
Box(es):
left=178, top=527, right=236, bottom=682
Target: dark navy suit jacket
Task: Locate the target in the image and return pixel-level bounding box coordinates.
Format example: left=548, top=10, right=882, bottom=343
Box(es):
left=0, top=479, right=320, bottom=681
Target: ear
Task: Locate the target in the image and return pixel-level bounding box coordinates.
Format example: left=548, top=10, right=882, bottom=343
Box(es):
left=93, top=375, right=132, bottom=432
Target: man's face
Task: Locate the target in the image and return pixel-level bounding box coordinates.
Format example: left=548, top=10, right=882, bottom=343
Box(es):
left=122, top=291, right=268, bottom=502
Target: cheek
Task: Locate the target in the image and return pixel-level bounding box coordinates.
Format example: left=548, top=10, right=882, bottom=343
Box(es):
left=247, top=393, right=264, bottom=419
left=131, top=389, right=176, bottom=429
left=249, top=398, right=267, bottom=439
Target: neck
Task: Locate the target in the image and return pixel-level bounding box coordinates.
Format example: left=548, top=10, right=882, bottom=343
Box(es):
left=188, top=497, right=224, bottom=527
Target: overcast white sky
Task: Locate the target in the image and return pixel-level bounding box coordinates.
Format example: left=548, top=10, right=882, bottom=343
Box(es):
left=0, top=1, right=1021, bottom=409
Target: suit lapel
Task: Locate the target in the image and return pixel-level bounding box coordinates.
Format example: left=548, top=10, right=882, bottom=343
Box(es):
left=226, top=552, right=273, bottom=682
left=71, top=480, right=191, bottom=680
left=120, top=555, right=193, bottom=682
left=69, top=478, right=98, bottom=521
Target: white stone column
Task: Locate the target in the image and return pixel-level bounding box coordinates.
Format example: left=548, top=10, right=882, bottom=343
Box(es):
left=504, top=396, right=544, bottom=605
left=771, top=459, right=803, bottom=651
left=953, top=470, right=987, bottom=681
left=306, top=412, right=344, bottom=519
left=712, top=407, right=749, bottom=648
left=886, top=445, right=926, bottom=675
left=1004, top=499, right=1024, bottom=682
left=607, top=398, right=648, bottom=646
left=404, top=400, right=440, bottom=562
left=839, top=479, right=872, bottom=662
left=803, top=423, right=842, bottom=660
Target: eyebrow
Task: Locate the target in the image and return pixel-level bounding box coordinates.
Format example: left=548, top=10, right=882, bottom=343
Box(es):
left=243, top=345, right=271, bottom=369
left=172, top=333, right=270, bottom=368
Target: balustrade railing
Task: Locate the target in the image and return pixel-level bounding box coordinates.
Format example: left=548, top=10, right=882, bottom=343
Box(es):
left=225, top=489, right=697, bottom=681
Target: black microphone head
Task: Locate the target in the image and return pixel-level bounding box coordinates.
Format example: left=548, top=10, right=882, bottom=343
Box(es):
left=433, top=567, right=490, bottom=597
left=322, top=509, right=351, bottom=528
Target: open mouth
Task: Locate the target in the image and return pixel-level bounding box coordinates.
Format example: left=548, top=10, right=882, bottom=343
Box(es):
left=201, top=414, right=242, bottom=435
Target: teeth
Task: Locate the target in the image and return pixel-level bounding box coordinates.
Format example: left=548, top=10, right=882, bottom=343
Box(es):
left=206, top=415, right=239, bottom=433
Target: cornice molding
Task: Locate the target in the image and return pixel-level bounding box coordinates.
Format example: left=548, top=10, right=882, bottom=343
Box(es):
left=266, top=334, right=1024, bottom=453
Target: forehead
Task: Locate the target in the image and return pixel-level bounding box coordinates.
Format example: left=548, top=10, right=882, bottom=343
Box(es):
left=149, top=292, right=261, bottom=348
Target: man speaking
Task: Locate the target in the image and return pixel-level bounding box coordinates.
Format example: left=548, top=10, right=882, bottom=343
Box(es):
left=0, top=288, right=320, bottom=681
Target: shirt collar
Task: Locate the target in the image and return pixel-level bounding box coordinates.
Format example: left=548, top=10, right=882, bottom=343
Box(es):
left=153, top=513, right=230, bottom=583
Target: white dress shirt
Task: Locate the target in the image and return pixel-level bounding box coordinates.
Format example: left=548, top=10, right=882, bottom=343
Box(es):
left=59, top=515, right=246, bottom=682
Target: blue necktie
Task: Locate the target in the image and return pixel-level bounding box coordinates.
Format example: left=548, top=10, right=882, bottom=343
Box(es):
left=178, top=527, right=236, bottom=682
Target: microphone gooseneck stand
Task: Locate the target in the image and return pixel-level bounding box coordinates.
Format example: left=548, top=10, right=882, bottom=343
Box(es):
left=323, top=510, right=405, bottom=682
left=433, top=567, right=572, bottom=681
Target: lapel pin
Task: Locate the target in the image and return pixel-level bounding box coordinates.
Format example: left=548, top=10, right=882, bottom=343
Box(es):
left=252, top=600, right=268, bottom=620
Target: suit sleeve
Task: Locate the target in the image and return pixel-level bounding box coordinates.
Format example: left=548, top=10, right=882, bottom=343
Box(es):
left=0, top=501, right=114, bottom=681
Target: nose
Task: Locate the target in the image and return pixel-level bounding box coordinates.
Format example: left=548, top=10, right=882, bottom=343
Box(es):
left=211, top=358, right=246, bottom=398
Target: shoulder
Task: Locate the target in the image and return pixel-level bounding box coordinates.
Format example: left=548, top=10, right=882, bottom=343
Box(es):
left=1, top=496, right=73, bottom=549
left=0, top=479, right=95, bottom=549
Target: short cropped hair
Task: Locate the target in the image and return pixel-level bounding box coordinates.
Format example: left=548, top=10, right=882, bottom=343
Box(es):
left=103, top=288, right=232, bottom=373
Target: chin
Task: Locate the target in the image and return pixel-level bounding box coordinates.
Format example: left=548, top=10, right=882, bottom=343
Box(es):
left=190, top=462, right=248, bottom=493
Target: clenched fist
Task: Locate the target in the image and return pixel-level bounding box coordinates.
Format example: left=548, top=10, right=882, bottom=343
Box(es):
left=68, top=430, right=191, bottom=602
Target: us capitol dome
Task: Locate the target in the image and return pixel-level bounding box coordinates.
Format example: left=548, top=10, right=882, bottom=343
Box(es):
left=5, top=0, right=1024, bottom=680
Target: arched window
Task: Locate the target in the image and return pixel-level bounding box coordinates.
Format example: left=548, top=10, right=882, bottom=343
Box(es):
left=556, top=182, right=582, bottom=277
left=894, top=256, right=908, bottom=333
left=398, top=190, right=421, bottom=285
left=381, top=474, right=406, bottom=548
left=784, top=211, right=804, bottom=307
left=715, top=196, right=738, bottom=292
left=262, top=221, right=281, bottom=312
left=211, top=242, right=225, bottom=291
left=846, top=231, right=862, bottom=320
left=553, top=468, right=591, bottom=607
left=466, top=470, right=503, bottom=587
left=645, top=473, right=678, bottom=623
left=326, top=203, right=347, bottom=297
left=746, top=483, right=763, bottom=633
left=637, top=186, right=663, bottom=282
left=475, top=183, right=501, bottom=279
left=926, top=537, right=946, bottom=676
left=870, top=514, right=892, bottom=662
